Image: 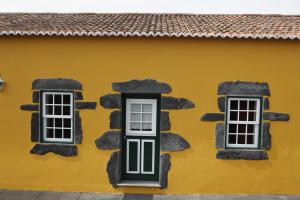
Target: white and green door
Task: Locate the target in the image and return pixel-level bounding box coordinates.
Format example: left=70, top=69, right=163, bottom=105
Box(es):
left=121, top=94, right=160, bottom=182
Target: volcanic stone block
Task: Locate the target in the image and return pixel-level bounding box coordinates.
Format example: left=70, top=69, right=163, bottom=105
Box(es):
left=159, top=153, right=171, bottom=189
left=31, top=112, right=40, bottom=142
left=201, top=113, right=225, bottom=121
left=20, top=104, right=39, bottom=111
left=30, top=144, right=77, bottom=157
left=264, top=98, right=270, bottom=110
left=160, top=132, right=190, bottom=152
left=75, top=92, right=83, bottom=100
left=95, top=131, right=121, bottom=150
left=216, top=150, right=268, bottom=160
left=218, top=96, right=226, bottom=112
left=112, top=79, right=172, bottom=94
left=261, top=123, right=271, bottom=150
left=160, top=112, right=171, bottom=131
left=161, top=96, right=195, bottom=109
left=32, top=78, right=82, bottom=90
left=75, top=102, right=97, bottom=109
left=107, top=151, right=121, bottom=188
left=215, top=123, right=225, bottom=149
left=74, top=111, right=83, bottom=144
left=100, top=94, right=121, bottom=109
left=32, top=91, right=39, bottom=103
left=263, top=112, right=290, bottom=121
left=218, top=81, right=270, bottom=96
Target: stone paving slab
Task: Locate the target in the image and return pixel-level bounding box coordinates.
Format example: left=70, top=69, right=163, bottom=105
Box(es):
left=0, top=190, right=299, bottom=200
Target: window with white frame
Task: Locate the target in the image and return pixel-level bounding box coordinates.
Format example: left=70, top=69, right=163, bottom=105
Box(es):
left=226, top=97, right=261, bottom=148
left=42, top=92, right=74, bottom=143
left=126, top=99, right=157, bottom=136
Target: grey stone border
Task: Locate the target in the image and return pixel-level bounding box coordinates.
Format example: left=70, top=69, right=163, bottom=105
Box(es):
left=201, top=113, right=225, bottom=121
left=218, top=81, right=270, bottom=96
left=215, top=123, right=225, bottom=149
left=100, top=94, right=121, bottom=109
left=31, top=112, right=40, bottom=142
left=263, top=112, right=290, bottom=121
left=20, top=104, right=39, bottom=111
left=95, top=131, right=121, bottom=150
left=75, top=102, right=97, bottom=110
left=159, top=153, right=171, bottom=189
left=106, top=151, right=121, bottom=188
left=32, top=78, right=82, bottom=90
left=218, top=96, right=225, bottom=112
left=264, top=98, right=270, bottom=110
left=32, top=91, right=39, bottom=103
left=112, top=79, right=172, bottom=94
left=161, top=96, right=195, bottom=109
left=261, top=123, right=271, bottom=150
left=160, top=132, right=190, bottom=152
left=30, top=144, right=78, bottom=157
left=216, top=150, right=268, bottom=160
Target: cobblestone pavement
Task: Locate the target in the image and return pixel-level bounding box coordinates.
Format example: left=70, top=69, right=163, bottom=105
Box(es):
left=0, top=190, right=299, bottom=200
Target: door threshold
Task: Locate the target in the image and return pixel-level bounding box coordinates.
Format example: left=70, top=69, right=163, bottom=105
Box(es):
left=117, top=181, right=161, bottom=188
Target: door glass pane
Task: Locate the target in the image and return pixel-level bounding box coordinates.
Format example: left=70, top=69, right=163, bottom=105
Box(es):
left=143, top=141, right=154, bottom=173
left=128, top=141, right=139, bottom=172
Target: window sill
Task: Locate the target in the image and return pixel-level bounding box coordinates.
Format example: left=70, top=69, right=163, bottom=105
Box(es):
left=117, top=181, right=161, bottom=188
left=216, top=150, right=268, bottom=160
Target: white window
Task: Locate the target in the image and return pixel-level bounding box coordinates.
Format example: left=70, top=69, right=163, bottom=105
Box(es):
left=42, top=92, right=74, bottom=143
left=126, top=99, right=157, bottom=136
left=226, top=97, right=261, bottom=148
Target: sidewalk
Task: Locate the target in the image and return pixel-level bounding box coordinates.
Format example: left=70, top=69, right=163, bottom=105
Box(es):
left=0, top=189, right=299, bottom=200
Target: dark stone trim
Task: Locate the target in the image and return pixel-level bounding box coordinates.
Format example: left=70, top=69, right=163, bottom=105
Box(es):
left=112, top=79, right=172, bottom=94
left=31, top=112, right=40, bottom=142
left=161, top=96, right=195, bottom=110
left=109, top=110, right=171, bottom=131
left=75, top=92, right=83, bottom=100
left=201, top=113, right=225, bottom=121
left=218, top=81, right=270, bottom=96
left=159, top=153, right=171, bottom=189
left=32, top=91, right=39, bottom=103
left=30, top=144, right=77, bottom=157
left=32, top=78, right=82, bottom=90
left=20, top=104, right=39, bottom=111
left=216, top=150, right=268, bottom=160
left=107, top=151, right=121, bottom=188
left=100, top=94, right=121, bottom=109
left=263, top=112, right=290, bottom=121
left=160, top=132, right=190, bottom=152
left=264, top=98, right=270, bottom=110
left=75, top=102, right=97, bottom=110
left=218, top=96, right=226, bottom=112
left=74, top=111, right=83, bottom=144
left=215, top=123, right=225, bottom=149
left=261, top=123, right=271, bottom=150
left=95, top=131, right=121, bottom=150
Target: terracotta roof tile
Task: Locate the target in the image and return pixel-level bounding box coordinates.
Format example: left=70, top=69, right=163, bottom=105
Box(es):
left=0, top=13, right=299, bottom=40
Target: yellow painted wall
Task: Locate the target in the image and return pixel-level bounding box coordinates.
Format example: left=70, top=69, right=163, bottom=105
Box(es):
left=0, top=36, right=299, bottom=194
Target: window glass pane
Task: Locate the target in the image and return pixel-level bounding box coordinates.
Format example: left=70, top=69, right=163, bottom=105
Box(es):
left=64, top=129, right=71, bottom=139
left=228, top=134, right=236, bottom=144
left=239, top=100, right=247, bottom=110
left=54, top=94, right=62, bottom=104
left=230, top=111, right=238, bottom=121
left=248, top=112, right=256, bottom=121
left=63, top=94, right=71, bottom=104
left=46, top=94, right=53, bottom=104
left=228, top=124, right=237, bottom=133
left=142, top=123, right=152, bottom=131
left=131, top=104, right=141, bottom=112
left=249, top=101, right=256, bottom=110
left=237, top=135, right=246, bottom=144
left=142, top=113, right=152, bottom=122
left=64, top=119, right=71, bottom=128
left=238, top=124, right=246, bottom=133
left=247, top=124, right=254, bottom=133
left=46, top=129, right=54, bottom=138
left=63, top=106, right=71, bottom=115
left=130, top=122, right=140, bottom=131
left=230, top=100, right=238, bottom=110
left=55, top=129, right=62, bottom=138
left=130, top=113, right=141, bottom=121
left=46, top=106, right=53, bottom=115
left=46, top=118, right=54, bottom=127
left=239, top=111, right=247, bottom=121
left=54, top=106, right=62, bottom=115
left=55, top=118, right=62, bottom=127
left=142, top=104, right=152, bottom=112
left=247, top=135, right=254, bottom=144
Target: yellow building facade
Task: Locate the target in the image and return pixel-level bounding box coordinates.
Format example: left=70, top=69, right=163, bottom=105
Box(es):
left=0, top=13, right=300, bottom=195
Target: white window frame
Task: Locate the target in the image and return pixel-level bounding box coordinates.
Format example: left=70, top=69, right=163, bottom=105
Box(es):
left=42, top=91, right=74, bottom=143
left=126, top=98, right=157, bottom=136
left=226, top=97, right=261, bottom=148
